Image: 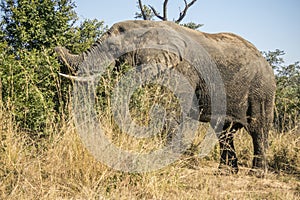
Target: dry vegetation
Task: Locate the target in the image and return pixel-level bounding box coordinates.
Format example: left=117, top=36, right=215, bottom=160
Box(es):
left=1, top=103, right=299, bottom=199
left=1, top=66, right=300, bottom=199
left=1, top=1, right=299, bottom=199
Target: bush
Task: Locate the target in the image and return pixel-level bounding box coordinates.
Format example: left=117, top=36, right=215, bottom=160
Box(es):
left=0, top=0, right=106, bottom=136
left=268, top=131, right=300, bottom=174
left=0, top=46, right=68, bottom=135
left=262, top=49, right=300, bottom=132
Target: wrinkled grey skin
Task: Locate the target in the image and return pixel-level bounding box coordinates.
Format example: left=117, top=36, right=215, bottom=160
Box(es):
left=55, top=20, right=276, bottom=174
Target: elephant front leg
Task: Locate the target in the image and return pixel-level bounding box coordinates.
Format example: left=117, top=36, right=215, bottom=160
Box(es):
left=218, top=131, right=238, bottom=174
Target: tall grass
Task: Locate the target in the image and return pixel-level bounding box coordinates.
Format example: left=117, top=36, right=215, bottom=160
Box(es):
left=1, top=106, right=299, bottom=199
left=1, top=67, right=300, bottom=199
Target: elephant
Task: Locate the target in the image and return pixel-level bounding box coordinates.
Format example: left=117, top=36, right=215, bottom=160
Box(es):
left=55, top=20, right=276, bottom=175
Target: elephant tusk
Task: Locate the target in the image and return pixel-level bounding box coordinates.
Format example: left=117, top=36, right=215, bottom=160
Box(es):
left=58, top=73, right=78, bottom=80
left=58, top=73, right=100, bottom=82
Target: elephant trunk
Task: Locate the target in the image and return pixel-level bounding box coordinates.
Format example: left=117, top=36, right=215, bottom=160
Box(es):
left=54, top=46, right=84, bottom=73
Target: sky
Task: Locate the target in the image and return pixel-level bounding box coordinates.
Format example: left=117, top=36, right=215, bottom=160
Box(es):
left=74, top=0, right=300, bottom=64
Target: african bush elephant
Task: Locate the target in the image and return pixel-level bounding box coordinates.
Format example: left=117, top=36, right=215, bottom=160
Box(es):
left=55, top=20, right=276, bottom=175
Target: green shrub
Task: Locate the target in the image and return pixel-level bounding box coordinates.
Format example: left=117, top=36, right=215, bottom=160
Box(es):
left=262, top=49, right=300, bottom=132
left=0, top=47, right=67, bottom=135
left=0, top=0, right=106, bottom=136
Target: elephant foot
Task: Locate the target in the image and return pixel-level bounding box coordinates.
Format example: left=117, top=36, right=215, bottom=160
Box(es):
left=215, top=164, right=238, bottom=175
left=247, top=168, right=266, bottom=178
left=250, top=157, right=268, bottom=177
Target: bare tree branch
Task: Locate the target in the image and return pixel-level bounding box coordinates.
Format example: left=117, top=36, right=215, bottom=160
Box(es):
left=148, top=0, right=169, bottom=21
left=138, top=0, right=147, bottom=20
left=175, top=0, right=197, bottom=23
left=145, top=0, right=197, bottom=22
left=163, top=0, right=169, bottom=20
left=149, top=5, right=166, bottom=21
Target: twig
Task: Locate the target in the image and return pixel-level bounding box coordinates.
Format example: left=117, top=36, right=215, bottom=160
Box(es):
left=175, top=0, right=197, bottom=23
left=138, top=0, right=148, bottom=20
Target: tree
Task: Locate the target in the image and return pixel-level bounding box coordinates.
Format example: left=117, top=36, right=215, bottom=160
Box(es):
left=135, top=0, right=202, bottom=30
left=262, top=50, right=300, bottom=132
left=1, top=0, right=76, bottom=51
left=0, top=0, right=106, bottom=135
left=69, top=19, right=106, bottom=54
left=1, top=0, right=105, bottom=52
left=181, top=22, right=203, bottom=30
left=135, top=0, right=155, bottom=20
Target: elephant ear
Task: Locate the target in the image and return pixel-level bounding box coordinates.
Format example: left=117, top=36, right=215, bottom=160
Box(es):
left=54, top=46, right=84, bottom=74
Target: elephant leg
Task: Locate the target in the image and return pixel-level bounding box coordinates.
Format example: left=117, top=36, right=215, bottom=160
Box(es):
left=248, top=125, right=269, bottom=178
left=247, top=99, right=273, bottom=174
left=218, top=130, right=238, bottom=174
left=227, top=135, right=238, bottom=170
left=248, top=117, right=269, bottom=170
left=250, top=130, right=268, bottom=169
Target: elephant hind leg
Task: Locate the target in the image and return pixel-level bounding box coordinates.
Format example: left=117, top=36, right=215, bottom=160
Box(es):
left=247, top=99, right=273, bottom=172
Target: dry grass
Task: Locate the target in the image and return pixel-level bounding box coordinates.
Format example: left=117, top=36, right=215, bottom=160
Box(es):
left=1, top=105, right=300, bottom=200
